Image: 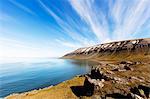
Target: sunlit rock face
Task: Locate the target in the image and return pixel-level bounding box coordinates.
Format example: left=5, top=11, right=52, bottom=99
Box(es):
left=63, top=38, right=150, bottom=60
left=83, top=61, right=150, bottom=99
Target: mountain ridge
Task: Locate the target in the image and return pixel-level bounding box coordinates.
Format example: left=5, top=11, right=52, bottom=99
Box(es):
left=63, top=38, right=150, bottom=60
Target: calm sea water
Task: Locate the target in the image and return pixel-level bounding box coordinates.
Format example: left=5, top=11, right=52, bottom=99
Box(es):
left=0, top=58, right=98, bottom=97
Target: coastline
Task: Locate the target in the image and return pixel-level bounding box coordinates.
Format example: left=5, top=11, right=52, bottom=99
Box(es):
left=5, top=59, right=150, bottom=99
left=5, top=76, right=85, bottom=99
left=5, top=38, right=150, bottom=99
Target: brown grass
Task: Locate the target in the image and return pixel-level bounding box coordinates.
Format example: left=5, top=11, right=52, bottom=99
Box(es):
left=5, top=77, right=85, bottom=99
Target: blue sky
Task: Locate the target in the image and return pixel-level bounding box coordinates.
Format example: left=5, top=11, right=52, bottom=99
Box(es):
left=0, top=0, right=150, bottom=57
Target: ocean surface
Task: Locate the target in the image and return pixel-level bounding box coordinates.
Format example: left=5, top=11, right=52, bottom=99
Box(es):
left=0, top=58, right=98, bottom=97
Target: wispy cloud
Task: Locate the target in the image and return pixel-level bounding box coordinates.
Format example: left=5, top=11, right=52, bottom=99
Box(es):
left=69, top=0, right=150, bottom=41
left=0, top=13, right=21, bottom=25
left=1, top=0, right=150, bottom=57
left=55, top=39, right=82, bottom=48
left=0, top=37, right=53, bottom=57
left=69, top=0, right=110, bottom=42
left=8, top=0, right=36, bottom=15
left=110, top=0, right=150, bottom=40
left=0, top=37, right=39, bottom=50
left=0, top=36, right=77, bottom=57
left=38, top=0, right=97, bottom=47
left=39, top=0, right=150, bottom=45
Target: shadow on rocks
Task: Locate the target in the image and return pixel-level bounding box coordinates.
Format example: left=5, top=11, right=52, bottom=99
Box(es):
left=70, top=78, right=94, bottom=97
left=105, top=93, right=132, bottom=99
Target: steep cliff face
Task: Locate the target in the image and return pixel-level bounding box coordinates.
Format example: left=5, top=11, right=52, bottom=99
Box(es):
left=63, top=38, right=150, bottom=60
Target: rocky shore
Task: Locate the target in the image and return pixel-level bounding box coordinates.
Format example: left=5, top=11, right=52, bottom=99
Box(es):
left=6, top=38, right=150, bottom=99
left=80, top=60, right=150, bottom=99
left=6, top=60, right=150, bottom=99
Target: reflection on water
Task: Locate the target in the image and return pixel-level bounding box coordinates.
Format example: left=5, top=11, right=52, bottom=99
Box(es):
left=0, top=58, right=98, bottom=97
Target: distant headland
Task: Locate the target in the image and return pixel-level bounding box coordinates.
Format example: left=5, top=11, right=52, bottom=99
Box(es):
left=6, top=38, right=150, bottom=99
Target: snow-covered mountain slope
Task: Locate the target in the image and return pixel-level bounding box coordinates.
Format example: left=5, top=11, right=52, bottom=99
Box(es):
left=62, top=38, right=150, bottom=60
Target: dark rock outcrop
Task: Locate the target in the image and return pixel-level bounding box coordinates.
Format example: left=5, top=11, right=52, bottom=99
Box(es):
left=71, top=61, right=150, bottom=99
